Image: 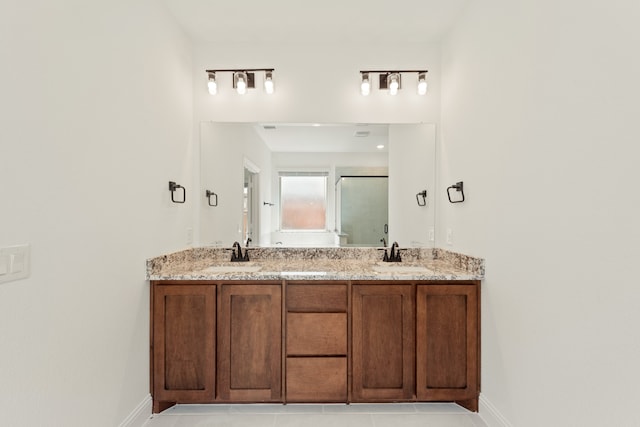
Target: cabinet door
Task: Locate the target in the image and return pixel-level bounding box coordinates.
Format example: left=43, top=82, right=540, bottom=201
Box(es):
left=152, top=284, right=216, bottom=409
left=218, top=284, right=282, bottom=401
left=352, top=284, right=415, bottom=401
left=416, top=284, right=479, bottom=404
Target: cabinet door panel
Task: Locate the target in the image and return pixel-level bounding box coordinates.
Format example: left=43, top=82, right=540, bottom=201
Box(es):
left=230, top=294, right=272, bottom=389
left=218, top=284, right=282, bottom=401
left=416, top=285, right=478, bottom=401
left=153, top=285, right=215, bottom=406
left=352, top=284, right=414, bottom=401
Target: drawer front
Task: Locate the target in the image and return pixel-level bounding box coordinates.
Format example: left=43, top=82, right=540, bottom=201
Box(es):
left=287, top=313, right=347, bottom=355
left=286, top=357, right=347, bottom=402
left=287, top=284, right=347, bottom=312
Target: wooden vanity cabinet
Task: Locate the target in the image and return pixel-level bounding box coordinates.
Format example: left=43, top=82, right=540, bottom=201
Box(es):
left=351, top=283, right=415, bottom=401
left=151, top=283, right=216, bottom=413
left=217, top=283, right=282, bottom=402
left=285, top=283, right=348, bottom=402
left=151, top=279, right=480, bottom=412
left=416, top=283, right=480, bottom=411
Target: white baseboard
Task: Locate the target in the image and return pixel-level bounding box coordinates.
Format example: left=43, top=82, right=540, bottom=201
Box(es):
left=479, top=394, right=513, bottom=427
left=119, top=394, right=152, bottom=427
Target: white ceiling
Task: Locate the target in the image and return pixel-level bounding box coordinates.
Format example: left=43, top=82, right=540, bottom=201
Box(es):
left=253, top=123, right=389, bottom=153
left=161, top=0, right=470, bottom=44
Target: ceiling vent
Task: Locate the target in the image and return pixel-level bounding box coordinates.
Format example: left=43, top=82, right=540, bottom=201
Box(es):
left=354, top=130, right=370, bottom=137
left=263, top=125, right=277, bottom=130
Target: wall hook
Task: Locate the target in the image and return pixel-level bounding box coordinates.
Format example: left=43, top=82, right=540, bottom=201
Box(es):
left=168, top=181, right=186, bottom=204
left=447, top=181, right=465, bottom=203
left=205, top=190, right=218, bottom=207
left=416, top=190, right=427, bottom=206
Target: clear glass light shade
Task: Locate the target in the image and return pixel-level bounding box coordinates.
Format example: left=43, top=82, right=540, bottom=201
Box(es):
left=207, top=73, right=217, bottom=95
left=388, top=74, right=399, bottom=96
left=361, top=73, right=370, bottom=96
left=417, top=73, right=427, bottom=95
left=235, top=72, right=247, bottom=95
left=264, top=71, right=274, bottom=94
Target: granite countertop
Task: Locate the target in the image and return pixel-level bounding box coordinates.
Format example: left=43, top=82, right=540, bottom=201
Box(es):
left=146, top=247, right=484, bottom=281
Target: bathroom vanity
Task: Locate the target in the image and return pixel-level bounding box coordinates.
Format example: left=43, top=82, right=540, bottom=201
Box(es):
left=147, top=247, right=484, bottom=413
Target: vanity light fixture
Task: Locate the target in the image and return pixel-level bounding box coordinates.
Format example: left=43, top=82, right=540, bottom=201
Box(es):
left=360, top=69, right=428, bottom=96
left=204, top=68, right=275, bottom=95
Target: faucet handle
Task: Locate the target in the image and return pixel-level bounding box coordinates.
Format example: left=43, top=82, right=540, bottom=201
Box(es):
left=377, top=248, right=389, bottom=262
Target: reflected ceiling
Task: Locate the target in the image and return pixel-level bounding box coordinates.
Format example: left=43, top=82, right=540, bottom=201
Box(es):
left=253, top=123, right=388, bottom=153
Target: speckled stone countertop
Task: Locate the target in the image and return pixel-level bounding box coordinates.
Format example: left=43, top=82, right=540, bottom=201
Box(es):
left=146, top=247, right=484, bottom=281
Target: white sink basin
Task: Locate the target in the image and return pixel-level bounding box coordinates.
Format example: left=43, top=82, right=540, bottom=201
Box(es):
left=372, top=263, right=434, bottom=274
left=204, top=263, right=262, bottom=273
left=280, top=271, right=328, bottom=277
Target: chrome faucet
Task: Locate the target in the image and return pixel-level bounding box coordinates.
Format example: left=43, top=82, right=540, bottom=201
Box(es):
left=230, top=241, right=250, bottom=262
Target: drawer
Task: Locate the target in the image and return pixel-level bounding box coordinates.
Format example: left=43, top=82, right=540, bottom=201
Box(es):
left=286, top=357, right=347, bottom=402
left=287, top=284, right=347, bottom=312
left=287, top=313, right=347, bottom=355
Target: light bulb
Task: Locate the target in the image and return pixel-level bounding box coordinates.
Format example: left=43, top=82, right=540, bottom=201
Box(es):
left=236, top=72, right=247, bottom=95
left=389, top=74, right=399, bottom=96
left=264, top=71, right=274, bottom=94
left=417, top=72, right=427, bottom=95
left=361, top=73, right=370, bottom=96
left=207, top=72, right=217, bottom=95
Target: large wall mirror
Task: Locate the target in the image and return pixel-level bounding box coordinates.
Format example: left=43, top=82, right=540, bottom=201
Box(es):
left=199, top=122, right=436, bottom=248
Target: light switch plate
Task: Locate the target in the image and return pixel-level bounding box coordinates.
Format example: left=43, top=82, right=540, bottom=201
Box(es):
left=0, top=244, right=30, bottom=284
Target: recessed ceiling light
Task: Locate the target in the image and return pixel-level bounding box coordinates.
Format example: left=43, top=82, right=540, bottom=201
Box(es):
left=377, top=144, right=385, bottom=149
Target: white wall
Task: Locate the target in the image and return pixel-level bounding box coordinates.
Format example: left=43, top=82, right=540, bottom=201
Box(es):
left=0, top=1, right=193, bottom=426
left=200, top=122, right=272, bottom=246
left=439, top=1, right=640, bottom=426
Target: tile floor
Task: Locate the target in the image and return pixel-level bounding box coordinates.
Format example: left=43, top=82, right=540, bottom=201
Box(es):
left=143, top=403, right=488, bottom=427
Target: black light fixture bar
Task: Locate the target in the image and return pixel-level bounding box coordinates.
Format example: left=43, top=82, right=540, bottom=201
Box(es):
left=205, top=68, right=275, bottom=73
left=360, top=69, right=428, bottom=74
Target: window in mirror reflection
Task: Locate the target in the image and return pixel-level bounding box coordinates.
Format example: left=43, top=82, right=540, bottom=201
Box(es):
left=279, top=172, right=328, bottom=230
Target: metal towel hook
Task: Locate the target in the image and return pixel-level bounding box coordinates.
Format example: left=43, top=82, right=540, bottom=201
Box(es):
left=168, top=181, right=186, bottom=204
left=205, top=190, right=218, bottom=207
left=447, top=181, right=465, bottom=203
left=416, top=190, right=427, bottom=206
